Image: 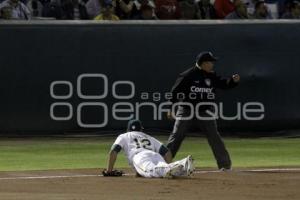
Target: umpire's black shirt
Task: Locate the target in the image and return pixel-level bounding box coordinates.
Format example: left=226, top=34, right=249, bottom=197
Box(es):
left=170, top=66, right=238, bottom=112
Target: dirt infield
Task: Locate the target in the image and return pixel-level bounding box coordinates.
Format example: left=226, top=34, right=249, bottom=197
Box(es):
left=0, top=168, right=299, bottom=200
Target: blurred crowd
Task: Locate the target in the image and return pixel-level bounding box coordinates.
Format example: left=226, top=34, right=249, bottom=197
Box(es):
left=0, top=0, right=299, bottom=20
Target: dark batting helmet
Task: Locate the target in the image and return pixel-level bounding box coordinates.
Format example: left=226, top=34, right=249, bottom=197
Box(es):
left=127, top=120, right=144, bottom=131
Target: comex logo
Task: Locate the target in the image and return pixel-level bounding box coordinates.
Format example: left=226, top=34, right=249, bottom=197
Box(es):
left=50, top=73, right=135, bottom=128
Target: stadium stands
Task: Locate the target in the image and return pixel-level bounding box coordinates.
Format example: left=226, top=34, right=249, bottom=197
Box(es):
left=0, top=0, right=299, bottom=20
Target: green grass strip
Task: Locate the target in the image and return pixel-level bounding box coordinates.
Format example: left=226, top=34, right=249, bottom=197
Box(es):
left=0, top=137, right=299, bottom=171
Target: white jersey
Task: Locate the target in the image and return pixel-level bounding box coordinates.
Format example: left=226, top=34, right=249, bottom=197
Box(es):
left=113, top=131, right=163, bottom=166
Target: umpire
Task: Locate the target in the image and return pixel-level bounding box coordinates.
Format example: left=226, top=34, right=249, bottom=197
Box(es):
left=166, top=51, right=240, bottom=170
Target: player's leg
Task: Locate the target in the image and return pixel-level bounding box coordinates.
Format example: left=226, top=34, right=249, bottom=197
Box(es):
left=167, top=108, right=192, bottom=158
left=168, top=155, right=195, bottom=176
left=132, top=151, right=170, bottom=178
left=198, top=119, right=231, bottom=169
left=154, top=154, right=194, bottom=177
left=133, top=151, right=193, bottom=178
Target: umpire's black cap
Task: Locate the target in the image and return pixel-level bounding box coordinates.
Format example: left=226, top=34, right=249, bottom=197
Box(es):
left=127, top=120, right=144, bottom=131
left=196, top=51, right=218, bottom=66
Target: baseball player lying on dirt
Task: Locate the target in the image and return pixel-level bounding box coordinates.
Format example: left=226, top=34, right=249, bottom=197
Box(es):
left=102, top=120, right=194, bottom=178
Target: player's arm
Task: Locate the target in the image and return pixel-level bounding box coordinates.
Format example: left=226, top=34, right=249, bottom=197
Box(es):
left=170, top=75, right=189, bottom=104
left=167, top=75, right=189, bottom=119
left=106, top=134, right=126, bottom=172
left=103, top=142, right=124, bottom=177
left=106, top=144, right=122, bottom=172
left=215, top=73, right=240, bottom=89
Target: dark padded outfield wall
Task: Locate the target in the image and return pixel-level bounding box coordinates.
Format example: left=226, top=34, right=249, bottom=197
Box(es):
left=0, top=21, right=299, bottom=134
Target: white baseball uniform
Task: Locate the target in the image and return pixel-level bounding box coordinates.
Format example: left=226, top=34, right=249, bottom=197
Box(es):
left=112, top=131, right=190, bottom=178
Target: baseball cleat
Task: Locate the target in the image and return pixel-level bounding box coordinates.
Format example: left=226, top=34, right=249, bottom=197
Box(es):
left=185, top=155, right=195, bottom=176
left=164, top=164, right=184, bottom=178
left=219, top=167, right=232, bottom=172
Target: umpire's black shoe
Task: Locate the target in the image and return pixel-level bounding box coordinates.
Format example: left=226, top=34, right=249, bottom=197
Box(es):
left=219, top=167, right=232, bottom=172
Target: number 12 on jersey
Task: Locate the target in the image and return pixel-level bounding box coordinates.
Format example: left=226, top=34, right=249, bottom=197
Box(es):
left=134, top=138, right=152, bottom=150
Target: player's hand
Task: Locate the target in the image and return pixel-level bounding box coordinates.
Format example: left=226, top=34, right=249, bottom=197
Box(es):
left=232, top=74, right=240, bottom=83
left=102, top=169, right=124, bottom=177
left=167, top=111, right=175, bottom=120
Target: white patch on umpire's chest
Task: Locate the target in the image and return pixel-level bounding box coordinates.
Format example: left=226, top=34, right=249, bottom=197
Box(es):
left=205, top=78, right=211, bottom=86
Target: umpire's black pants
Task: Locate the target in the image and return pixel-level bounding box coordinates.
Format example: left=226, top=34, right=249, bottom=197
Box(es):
left=167, top=107, right=231, bottom=169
